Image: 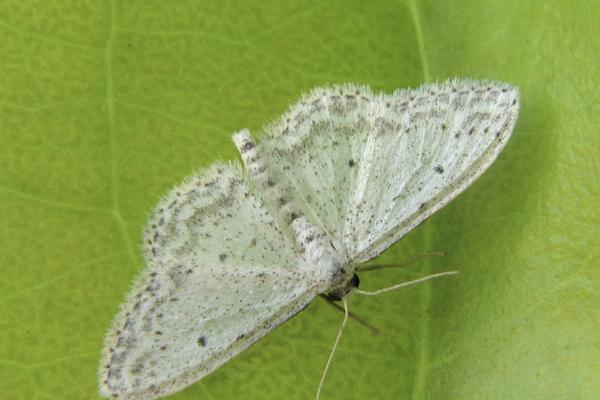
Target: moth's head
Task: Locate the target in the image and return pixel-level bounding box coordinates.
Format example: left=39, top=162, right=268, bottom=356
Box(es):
left=324, top=272, right=360, bottom=301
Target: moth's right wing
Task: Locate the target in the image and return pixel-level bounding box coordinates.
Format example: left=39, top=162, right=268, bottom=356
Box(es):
left=256, top=79, right=519, bottom=264
left=99, top=162, right=317, bottom=400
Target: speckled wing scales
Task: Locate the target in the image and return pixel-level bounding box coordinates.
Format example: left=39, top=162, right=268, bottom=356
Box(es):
left=99, top=162, right=316, bottom=400
left=345, top=80, right=520, bottom=262
left=257, top=84, right=376, bottom=263
left=257, top=79, right=519, bottom=264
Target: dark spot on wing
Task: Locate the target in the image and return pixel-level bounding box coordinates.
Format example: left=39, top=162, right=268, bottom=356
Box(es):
left=241, top=140, right=254, bottom=152
left=348, top=159, right=355, bottom=167
left=197, top=336, right=206, bottom=347
left=434, top=165, right=444, bottom=174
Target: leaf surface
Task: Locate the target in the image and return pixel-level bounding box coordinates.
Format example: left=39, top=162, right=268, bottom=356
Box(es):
left=0, top=0, right=597, bottom=399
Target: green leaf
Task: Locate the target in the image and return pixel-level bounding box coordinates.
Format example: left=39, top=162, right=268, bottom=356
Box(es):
left=1, top=0, right=597, bottom=399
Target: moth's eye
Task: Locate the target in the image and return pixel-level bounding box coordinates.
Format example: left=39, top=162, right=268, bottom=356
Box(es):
left=350, top=273, right=360, bottom=289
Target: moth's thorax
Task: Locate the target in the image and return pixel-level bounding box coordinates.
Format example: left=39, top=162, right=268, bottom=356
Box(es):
left=290, top=217, right=354, bottom=293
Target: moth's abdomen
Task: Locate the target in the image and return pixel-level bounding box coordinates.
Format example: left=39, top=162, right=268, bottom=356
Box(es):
left=288, top=215, right=348, bottom=293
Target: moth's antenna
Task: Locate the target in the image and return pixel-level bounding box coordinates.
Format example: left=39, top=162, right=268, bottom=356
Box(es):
left=319, top=294, right=382, bottom=335
left=316, top=297, right=348, bottom=400
left=354, top=271, right=458, bottom=296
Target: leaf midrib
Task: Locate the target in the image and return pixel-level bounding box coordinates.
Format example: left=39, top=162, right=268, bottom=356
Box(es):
left=407, top=0, right=433, bottom=399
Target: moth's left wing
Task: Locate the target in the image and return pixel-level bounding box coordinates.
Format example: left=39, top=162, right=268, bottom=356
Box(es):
left=99, top=163, right=316, bottom=400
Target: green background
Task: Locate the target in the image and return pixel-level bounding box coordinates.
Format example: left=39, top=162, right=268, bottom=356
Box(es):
left=1, top=0, right=598, bottom=399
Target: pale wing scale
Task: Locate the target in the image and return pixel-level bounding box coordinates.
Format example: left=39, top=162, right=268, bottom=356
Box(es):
left=99, top=162, right=316, bottom=400
left=257, top=79, right=519, bottom=264
left=257, top=84, right=375, bottom=261
left=347, top=81, right=519, bottom=262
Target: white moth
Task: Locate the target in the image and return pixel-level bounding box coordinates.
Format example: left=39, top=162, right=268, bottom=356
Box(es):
left=99, top=79, right=519, bottom=399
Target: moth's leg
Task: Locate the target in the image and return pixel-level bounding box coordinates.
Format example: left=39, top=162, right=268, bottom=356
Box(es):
left=319, top=294, right=382, bottom=335
left=316, top=297, right=348, bottom=400
left=357, top=251, right=445, bottom=272
left=354, top=271, right=458, bottom=296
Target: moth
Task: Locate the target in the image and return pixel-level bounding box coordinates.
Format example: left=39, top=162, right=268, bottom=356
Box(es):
left=99, top=79, right=519, bottom=399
